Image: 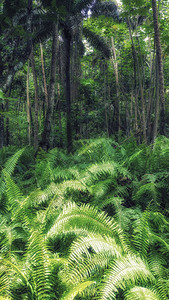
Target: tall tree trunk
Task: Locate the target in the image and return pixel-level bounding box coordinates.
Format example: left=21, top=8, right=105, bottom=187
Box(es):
left=5, top=99, right=9, bottom=146
left=40, top=42, right=48, bottom=110
left=41, top=22, right=58, bottom=150
left=152, top=56, right=160, bottom=144
left=30, top=46, right=39, bottom=150
left=0, top=104, right=4, bottom=148
left=26, top=59, right=31, bottom=145
left=152, top=0, right=165, bottom=135
left=128, top=19, right=146, bottom=143
left=111, top=37, right=120, bottom=133
left=64, top=29, right=72, bottom=153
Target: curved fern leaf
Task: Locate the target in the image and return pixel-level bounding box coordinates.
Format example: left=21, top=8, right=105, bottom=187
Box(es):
left=100, top=255, right=154, bottom=300
left=0, top=148, right=25, bottom=198
left=47, top=202, right=126, bottom=251
left=27, top=231, right=54, bottom=300
left=125, top=286, right=160, bottom=300
left=60, top=280, right=96, bottom=300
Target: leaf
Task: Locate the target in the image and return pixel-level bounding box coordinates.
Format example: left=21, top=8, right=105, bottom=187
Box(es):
left=60, top=281, right=96, bottom=300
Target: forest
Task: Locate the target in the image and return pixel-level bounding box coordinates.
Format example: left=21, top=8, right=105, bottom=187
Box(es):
left=0, top=0, right=169, bottom=299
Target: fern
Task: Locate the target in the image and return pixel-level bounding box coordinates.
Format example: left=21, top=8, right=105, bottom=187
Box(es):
left=100, top=255, right=154, bottom=300
left=0, top=148, right=25, bottom=199
left=132, top=210, right=150, bottom=259
left=26, top=231, right=54, bottom=299
left=60, top=280, right=96, bottom=300
left=125, top=286, right=160, bottom=300
left=47, top=202, right=126, bottom=251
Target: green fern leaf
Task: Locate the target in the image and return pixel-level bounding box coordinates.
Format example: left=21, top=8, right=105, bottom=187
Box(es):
left=60, top=280, right=96, bottom=300
left=125, top=286, right=160, bottom=300
left=0, top=148, right=24, bottom=198
left=47, top=202, right=126, bottom=251
left=100, top=255, right=154, bottom=300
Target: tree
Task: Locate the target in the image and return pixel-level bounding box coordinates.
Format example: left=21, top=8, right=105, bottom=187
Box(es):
left=152, top=0, right=165, bottom=140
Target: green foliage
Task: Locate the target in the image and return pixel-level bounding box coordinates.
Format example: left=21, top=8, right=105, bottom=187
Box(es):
left=0, top=137, right=169, bottom=299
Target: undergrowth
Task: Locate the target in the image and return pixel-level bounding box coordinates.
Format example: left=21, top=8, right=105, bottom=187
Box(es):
left=0, top=136, right=168, bottom=299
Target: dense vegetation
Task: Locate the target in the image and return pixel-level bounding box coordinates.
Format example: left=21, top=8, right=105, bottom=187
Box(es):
left=0, top=0, right=169, bottom=299
left=0, top=137, right=169, bottom=299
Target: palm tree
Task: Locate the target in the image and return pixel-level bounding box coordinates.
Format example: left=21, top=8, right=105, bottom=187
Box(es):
left=40, top=0, right=119, bottom=152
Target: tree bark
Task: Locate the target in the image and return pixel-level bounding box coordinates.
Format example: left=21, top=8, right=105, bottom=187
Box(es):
left=128, top=19, right=146, bottom=143
left=0, top=104, right=4, bottom=148
left=64, top=28, right=73, bottom=153
left=30, top=46, right=39, bottom=150
left=152, top=0, right=165, bottom=135
left=41, top=22, right=58, bottom=150
left=26, top=59, right=31, bottom=145
left=40, top=42, right=48, bottom=110
left=111, top=36, right=120, bottom=133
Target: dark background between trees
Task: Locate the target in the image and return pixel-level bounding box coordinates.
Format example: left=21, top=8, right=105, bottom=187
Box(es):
left=0, top=0, right=169, bottom=152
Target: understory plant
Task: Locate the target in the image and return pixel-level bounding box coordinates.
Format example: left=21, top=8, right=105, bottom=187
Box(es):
left=0, top=137, right=168, bottom=299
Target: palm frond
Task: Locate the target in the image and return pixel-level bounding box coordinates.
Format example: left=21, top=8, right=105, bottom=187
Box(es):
left=83, top=27, right=111, bottom=59
left=91, top=1, right=119, bottom=19
left=74, top=0, right=94, bottom=14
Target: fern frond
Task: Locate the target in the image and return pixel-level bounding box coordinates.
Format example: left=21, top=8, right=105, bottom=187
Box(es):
left=53, top=167, right=80, bottom=183
left=133, top=182, right=158, bottom=205
left=27, top=231, right=54, bottom=299
left=4, top=173, right=23, bottom=215
left=69, top=233, right=122, bottom=263
left=0, top=148, right=24, bottom=198
left=60, top=280, right=96, bottom=300
left=84, top=162, right=117, bottom=185
left=61, top=180, right=88, bottom=194
left=100, top=255, right=154, bottom=300
left=125, top=286, right=160, bottom=300
left=77, top=138, right=115, bottom=162
left=61, top=251, right=111, bottom=285
left=133, top=210, right=150, bottom=258
left=47, top=202, right=126, bottom=251
left=0, top=256, right=33, bottom=296
left=0, top=265, right=10, bottom=298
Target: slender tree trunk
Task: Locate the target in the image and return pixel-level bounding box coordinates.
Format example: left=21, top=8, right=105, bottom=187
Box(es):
left=152, top=56, right=160, bottom=144
left=111, top=37, right=120, bottom=133
left=103, top=62, right=109, bottom=137
left=152, top=0, right=165, bottom=135
left=5, top=99, right=9, bottom=146
left=128, top=19, right=146, bottom=143
left=64, top=29, right=72, bottom=153
left=41, top=22, right=58, bottom=150
left=0, top=104, right=4, bottom=148
left=30, top=46, right=39, bottom=150
left=26, top=59, right=31, bottom=145
left=40, top=42, right=48, bottom=110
